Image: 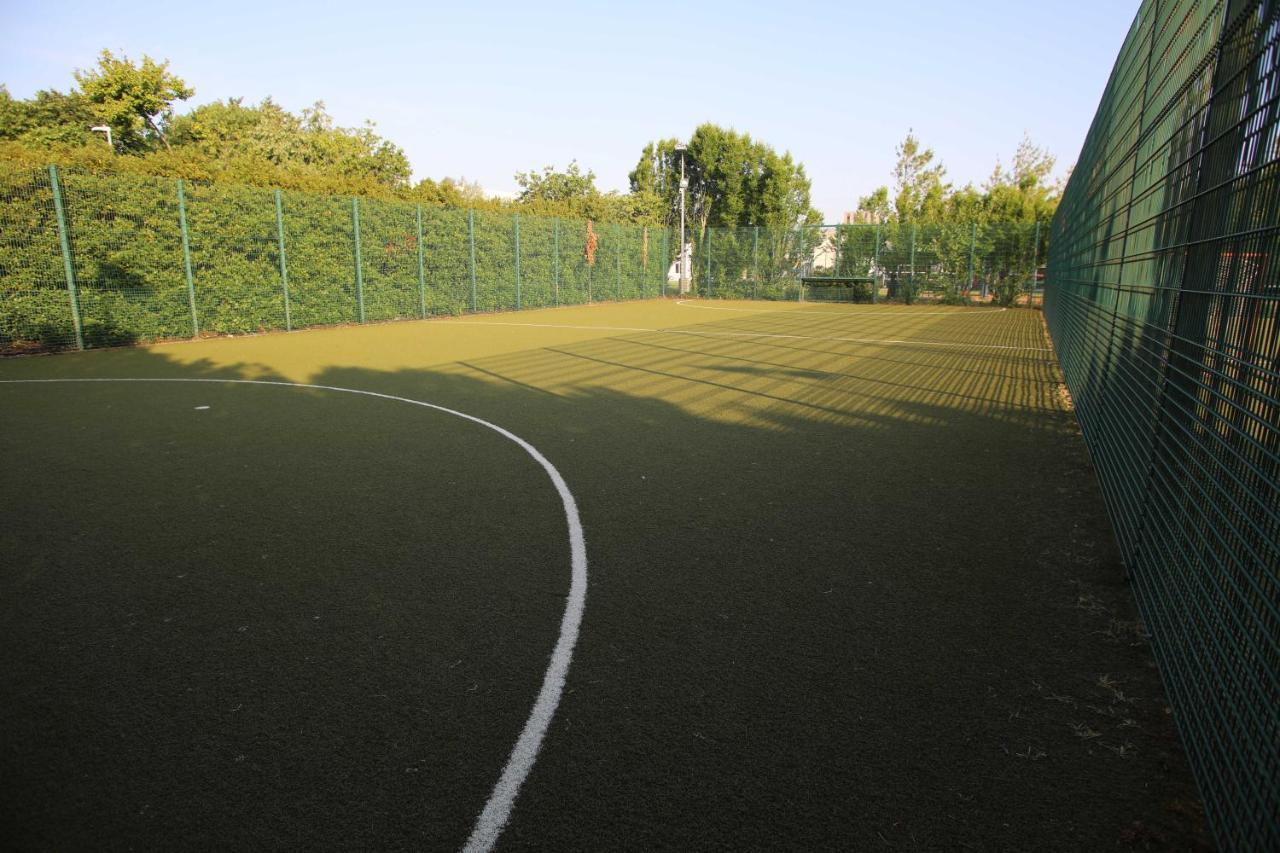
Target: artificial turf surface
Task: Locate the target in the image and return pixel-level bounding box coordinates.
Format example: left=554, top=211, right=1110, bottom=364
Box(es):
left=0, top=300, right=1209, bottom=850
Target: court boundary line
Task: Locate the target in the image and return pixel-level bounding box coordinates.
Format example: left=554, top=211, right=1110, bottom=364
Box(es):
left=0, top=376, right=586, bottom=853
left=450, top=320, right=1053, bottom=353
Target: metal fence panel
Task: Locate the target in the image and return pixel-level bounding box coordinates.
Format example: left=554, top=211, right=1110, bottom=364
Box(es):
left=1044, top=1, right=1280, bottom=847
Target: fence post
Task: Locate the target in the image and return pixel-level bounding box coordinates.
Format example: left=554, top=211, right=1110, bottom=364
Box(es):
left=873, top=223, right=881, bottom=304
left=661, top=227, right=669, bottom=299
left=797, top=227, right=804, bottom=302
left=274, top=190, right=292, bottom=331
left=468, top=209, right=477, bottom=312
left=910, top=224, right=917, bottom=298
left=615, top=224, right=622, bottom=300
left=176, top=179, right=199, bottom=338
left=351, top=198, right=365, bottom=322
left=553, top=218, right=560, bottom=306
left=514, top=213, right=522, bottom=310
left=48, top=165, right=85, bottom=350
left=751, top=225, right=760, bottom=299
left=967, top=222, right=977, bottom=298
left=706, top=226, right=712, bottom=296
left=416, top=204, right=427, bottom=318
left=1030, top=220, right=1042, bottom=307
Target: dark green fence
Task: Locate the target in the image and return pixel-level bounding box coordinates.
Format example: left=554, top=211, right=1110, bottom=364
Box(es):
left=1044, top=1, right=1279, bottom=848
left=0, top=167, right=670, bottom=352
left=688, top=221, right=1044, bottom=305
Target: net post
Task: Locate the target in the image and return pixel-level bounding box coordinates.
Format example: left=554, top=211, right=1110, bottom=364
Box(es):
left=553, top=218, right=560, bottom=306
left=176, top=179, right=199, bottom=337
left=514, top=213, right=522, bottom=310
left=351, top=197, right=365, bottom=322
left=274, top=189, right=292, bottom=331
left=468, top=208, right=477, bottom=313
left=48, top=165, right=85, bottom=350
left=416, top=204, right=427, bottom=318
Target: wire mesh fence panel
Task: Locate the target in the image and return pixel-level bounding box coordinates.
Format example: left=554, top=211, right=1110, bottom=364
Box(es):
left=358, top=196, right=421, bottom=323
left=0, top=167, right=76, bottom=352
left=420, top=206, right=470, bottom=316
left=470, top=208, right=515, bottom=313
left=280, top=190, right=359, bottom=328
left=516, top=215, right=556, bottom=309
left=558, top=219, right=594, bottom=306
left=61, top=172, right=190, bottom=347
left=1045, top=2, right=1280, bottom=848
left=185, top=181, right=285, bottom=335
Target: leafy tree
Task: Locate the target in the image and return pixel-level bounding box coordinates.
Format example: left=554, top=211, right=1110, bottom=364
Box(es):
left=73, top=50, right=193, bottom=152
left=0, top=86, right=98, bottom=147
left=630, top=124, right=819, bottom=231
left=891, top=131, right=949, bottom=222
left=514, top=161, right=597, bottom=202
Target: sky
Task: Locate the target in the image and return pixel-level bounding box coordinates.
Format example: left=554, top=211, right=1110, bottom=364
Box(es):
left=0, top=0, right=1140, bottom=221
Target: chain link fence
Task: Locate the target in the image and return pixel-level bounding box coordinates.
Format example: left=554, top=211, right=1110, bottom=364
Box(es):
left=0, top=166, right=670, bottom=352
left=1045, top=1, right=1280, bottom=848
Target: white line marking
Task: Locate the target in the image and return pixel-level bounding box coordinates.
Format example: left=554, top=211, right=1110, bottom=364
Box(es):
left=451, top=320, right=1052, bottom=353
left=673, top=299, right=1008, bottom=317
left=0, top=377, right=586, bottom=853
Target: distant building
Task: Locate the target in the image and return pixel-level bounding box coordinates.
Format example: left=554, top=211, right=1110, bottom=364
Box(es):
left=843, top=210, right=881, bottom=224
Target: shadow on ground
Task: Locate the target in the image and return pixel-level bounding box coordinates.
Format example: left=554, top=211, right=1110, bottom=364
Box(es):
left=0, top=316, right=1210, bottom=851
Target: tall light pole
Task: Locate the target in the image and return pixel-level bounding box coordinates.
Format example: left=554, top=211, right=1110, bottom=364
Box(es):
left=675, top=142, right=688, bottom=293
left=90, top=125, right=114, bottom=151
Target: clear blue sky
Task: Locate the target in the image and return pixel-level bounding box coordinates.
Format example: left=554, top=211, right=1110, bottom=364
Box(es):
left=1, top=0, right=1139, bottom=221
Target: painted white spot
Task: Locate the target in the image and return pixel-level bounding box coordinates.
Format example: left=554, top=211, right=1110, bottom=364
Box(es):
left=1, top=376, right=588, bottom=853
left=194, top=405, right=210, bottom=410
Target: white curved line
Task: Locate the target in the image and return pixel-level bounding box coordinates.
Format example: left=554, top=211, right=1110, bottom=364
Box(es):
left=0, top=377, right=585, bottom=853
left=452, top=320, right=1051, bottom=353
left=673, top=299, right=1007, bottom=317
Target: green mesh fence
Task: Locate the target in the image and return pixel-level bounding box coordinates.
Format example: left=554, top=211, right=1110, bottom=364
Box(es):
left=1044, top=1, right=1280, bottom=848
left=688, top=221, right=1044, bottom=305
left=0, top=167, right=666, bottom=352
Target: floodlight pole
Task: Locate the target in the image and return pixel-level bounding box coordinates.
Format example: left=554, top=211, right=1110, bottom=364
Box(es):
left=676, top=142, right=688, bottom=294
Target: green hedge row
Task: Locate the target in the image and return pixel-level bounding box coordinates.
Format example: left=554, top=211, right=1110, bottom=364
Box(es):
left=0, top=166, right=672, bottom=351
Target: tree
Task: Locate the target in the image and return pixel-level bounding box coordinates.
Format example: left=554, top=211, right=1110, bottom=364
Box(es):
left=167, top=98, right=411, bottom=187
left=73, top=50, right=193, bottom=152
left=514, top=161, right=597, bottom=202
left=0, top=85, right=98, bottom=147
left=630, top=124, right=820, bottom=231
left=891, top=131, right=949, bottom=222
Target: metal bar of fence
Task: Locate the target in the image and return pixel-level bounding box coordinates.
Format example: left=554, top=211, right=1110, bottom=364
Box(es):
left=416, top=204, right=426, bottom=319
left=274, top=190, right=292, bottom=332
left=514, top=213, right=522, bottom=310
left=351, top=197, right=365, bottom=323
left=48, top=165, right=85, bottom=350
left=176, top=179, right=199, bottom=337
left=553, top=218, right=560, bottom=306
left=468, top=209, right=477, bottom=313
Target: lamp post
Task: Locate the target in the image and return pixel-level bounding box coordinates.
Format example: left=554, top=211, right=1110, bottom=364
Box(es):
left=90, top=125, right=113, bottom=151
left=675, top=142, right=688, bottom=294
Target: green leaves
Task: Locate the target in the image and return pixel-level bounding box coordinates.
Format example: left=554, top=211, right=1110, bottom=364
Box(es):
left=73, top=50, right=193, bottom=153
